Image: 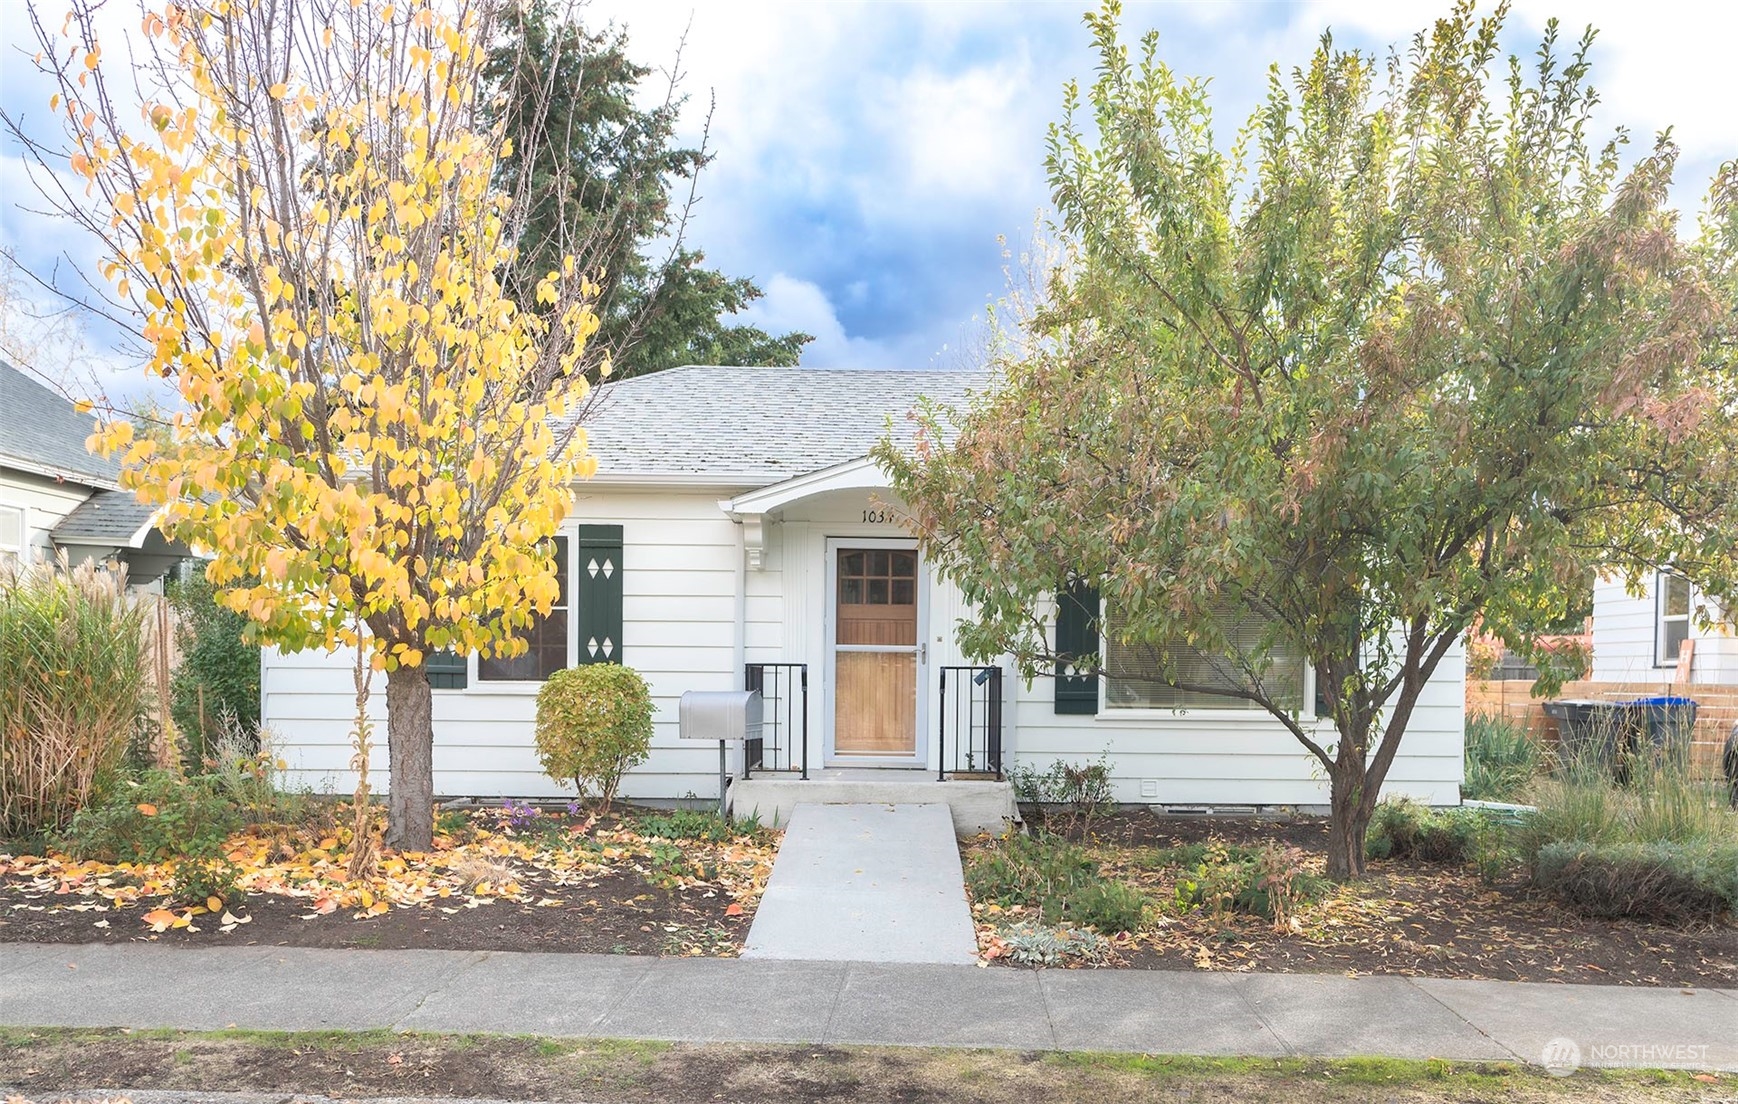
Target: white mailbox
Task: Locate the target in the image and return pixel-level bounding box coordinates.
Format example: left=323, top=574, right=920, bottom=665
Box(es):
left=679, top=690, right=763, bottom=744
left=679, top=689, right=763, bottom=816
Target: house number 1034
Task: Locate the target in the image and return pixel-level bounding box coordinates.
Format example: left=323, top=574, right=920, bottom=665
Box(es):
left=862, top=508, right=898, bottom=524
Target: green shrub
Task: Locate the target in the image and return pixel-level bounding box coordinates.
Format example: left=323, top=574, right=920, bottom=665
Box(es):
left=966, top=831, right=1145, bottom=934
left=634, top=806, right=761, bottom=843
left=1366, top=800, right=1487, bottom=863
left=1463, top=713, right=1541, bottom=802
left=534, top=664, right=654, bottom=813
left=1063, top=878, right=1146, bottom=933
left=1173, top=840, right=1327, bottom=923
left=1531, top=840, right=1738, bottom=922
left=166, top=571, right=261, bottom=764
left=1, top=556, right=151, bottom=839
left=1009, top=757, right=1114, bottom=837
left=173, top=856, right=244, bottom=908
left=58, top=770, right=242, bottom=864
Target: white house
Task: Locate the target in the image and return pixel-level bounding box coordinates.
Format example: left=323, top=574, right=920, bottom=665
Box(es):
left=1589, top=571, right=1738, bottom=685
left=0, top=360, right=186, bottom=584
left=261, top=365, right=1465, bottom=820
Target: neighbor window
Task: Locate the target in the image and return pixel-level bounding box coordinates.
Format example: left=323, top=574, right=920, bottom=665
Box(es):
left=1103, top=605, right=1307, bottom=712
left=479, top=536, right=570, bottom=681
left=0, top=506, right=22, bottom=567
left=1656, top=571, right=1691, bottom=666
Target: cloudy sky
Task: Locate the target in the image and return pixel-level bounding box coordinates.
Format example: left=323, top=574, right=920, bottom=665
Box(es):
left=2, top=0, right=1733, bottom=396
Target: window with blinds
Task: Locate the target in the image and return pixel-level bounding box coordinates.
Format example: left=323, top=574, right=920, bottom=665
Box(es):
left=1103, top=605, right=1307, bottom=711
left=479, top=535, right=570, bottom=682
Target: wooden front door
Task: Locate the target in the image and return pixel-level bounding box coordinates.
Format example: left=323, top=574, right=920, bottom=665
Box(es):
left=833, top=547, right=919, bottom=758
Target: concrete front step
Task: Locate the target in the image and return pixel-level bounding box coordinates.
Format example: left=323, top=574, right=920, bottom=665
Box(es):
left=728, top=774, right=1018, bottom=836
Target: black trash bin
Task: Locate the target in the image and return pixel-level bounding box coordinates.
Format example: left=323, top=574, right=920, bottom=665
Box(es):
left=1542, top=699, right=1629, bottom=777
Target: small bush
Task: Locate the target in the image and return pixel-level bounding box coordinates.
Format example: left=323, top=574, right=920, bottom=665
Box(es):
left=534, top=664, right=654, bottom=814
left=1173, top=840, right=1327, bottom=925
left=1063, top=878, right=1146, bottom=933
left=966, top=831, right=1145, bottom=934
left=1010, top=757, right=1114, bottom=837
left=58, top=769, right=243, bottom=863
left=1531, top=840, right=1738, bottom=922
left=1, top=556, right=150, bottom=838
left=1463, top=713, right=1541, bottom=802
left=1366, top=800, right=1486, bottom=864
left=173, top=856, right=244, bottom=909
left=994, top=920, right=1116, bottom=966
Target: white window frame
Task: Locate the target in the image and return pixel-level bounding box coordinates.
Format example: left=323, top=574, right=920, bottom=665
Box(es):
left=1655, top=570, right=1692, bottom=668
left=468, top=531, right=577, bottom=688
left=1097, top=605, right=1314, bottom=719
left=0, top=505, right=24, bottom=566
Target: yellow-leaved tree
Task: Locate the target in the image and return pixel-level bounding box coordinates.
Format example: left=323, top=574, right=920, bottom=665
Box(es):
left=13, top=0, right=604, bottom=851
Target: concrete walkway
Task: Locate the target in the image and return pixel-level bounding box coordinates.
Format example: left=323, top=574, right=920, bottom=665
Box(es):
left=742, top=803, right=977, bottom=965
left=0, top=943, right=1733, bottom=1071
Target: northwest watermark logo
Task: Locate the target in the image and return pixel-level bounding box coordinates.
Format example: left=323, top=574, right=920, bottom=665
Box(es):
left=1540, top=1036, right=1582, bottom=1076
left=1540, top=1036, right=1709, bottom=1076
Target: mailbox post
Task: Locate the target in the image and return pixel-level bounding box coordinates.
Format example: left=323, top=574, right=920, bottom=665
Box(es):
left=678, top=689, right=763, bottom=818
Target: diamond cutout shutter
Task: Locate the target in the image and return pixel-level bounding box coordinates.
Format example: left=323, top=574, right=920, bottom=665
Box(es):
left=1054, top=580, right=1099, bottom=714
left=577, top=524, right=624, bottom=665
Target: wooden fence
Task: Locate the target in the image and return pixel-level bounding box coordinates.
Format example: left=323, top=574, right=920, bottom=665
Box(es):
left=1467, top=679, right=1734, bottom=775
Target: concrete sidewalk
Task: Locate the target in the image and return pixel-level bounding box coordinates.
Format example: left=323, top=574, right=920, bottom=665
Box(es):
left=742, top=803, right=977, bottom=964
left=0, top=943, right=1733, bottom=1071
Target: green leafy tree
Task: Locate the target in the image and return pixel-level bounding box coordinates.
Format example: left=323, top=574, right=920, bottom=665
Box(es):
left=880, top=1, right=1736, bottom=880
left=485, top=0, right=810, bottom=376
left=166, top=570, right=261, bottom=760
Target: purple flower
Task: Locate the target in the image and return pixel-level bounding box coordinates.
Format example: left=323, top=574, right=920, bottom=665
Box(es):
left=503, top=800, right=540, bottom=830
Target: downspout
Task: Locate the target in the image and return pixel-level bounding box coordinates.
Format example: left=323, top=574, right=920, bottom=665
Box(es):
left=731, top=514, right=748, bottom=803
left=732, top=517, right=747, bottom=689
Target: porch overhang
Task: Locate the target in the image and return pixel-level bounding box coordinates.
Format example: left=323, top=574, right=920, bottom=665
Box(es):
left=719, top=456, right=891, bottom=569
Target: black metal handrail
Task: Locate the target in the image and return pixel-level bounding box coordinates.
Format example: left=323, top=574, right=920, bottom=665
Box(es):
left=743, top=662, right=808, bottom=780
left=939, top=665, right=1003, bottom=780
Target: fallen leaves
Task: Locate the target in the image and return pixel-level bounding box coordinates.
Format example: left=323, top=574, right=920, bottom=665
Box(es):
left=0, top=807, right=779, bottom=957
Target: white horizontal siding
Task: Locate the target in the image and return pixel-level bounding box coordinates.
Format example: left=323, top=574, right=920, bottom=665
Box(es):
left=264, top=489, right=754, bottom=801
left=1591, top=572, right=1738, bottom=686
left=0, top=470, right=94, bottom=562
left=1008, top=630, right=1464, bottom=807
left=264, top=480, right=1465, bottom=805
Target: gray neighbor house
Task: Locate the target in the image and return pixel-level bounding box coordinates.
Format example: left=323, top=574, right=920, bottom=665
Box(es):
left=0, top=360, right=187, bottom=584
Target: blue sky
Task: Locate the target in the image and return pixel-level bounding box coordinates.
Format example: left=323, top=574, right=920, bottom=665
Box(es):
left=2, top=1, right=1734, bottom=395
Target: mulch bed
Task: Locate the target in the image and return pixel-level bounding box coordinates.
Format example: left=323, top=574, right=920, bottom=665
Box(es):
left=973, top=810, right=1738, bottom=987
left=0, top=807, right=774, bottom=957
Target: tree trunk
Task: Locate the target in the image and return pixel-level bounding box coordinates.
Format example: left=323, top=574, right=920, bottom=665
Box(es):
left=1325, top=763, right=1372, bottom=882
left=384, top=664, right=435, bottom=853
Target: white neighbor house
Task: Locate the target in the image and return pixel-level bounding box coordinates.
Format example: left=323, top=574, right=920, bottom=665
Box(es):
left=261, top=365, right=1465, bottom=819
left=1589, top=571, right=1738, bottom=685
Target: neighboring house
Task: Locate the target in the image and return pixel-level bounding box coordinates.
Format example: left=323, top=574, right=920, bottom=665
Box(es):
left=261, top=365, right=1464, bottom=814
left=0, top=360, right=187, bottom=584
left=1590, top=571, right=1738, bottom=685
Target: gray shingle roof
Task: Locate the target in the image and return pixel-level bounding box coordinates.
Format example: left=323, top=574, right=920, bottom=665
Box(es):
left=52, top=489, right=161, bottom=545
left=576, top=365, right=991, bottom=486
left=0, top=361, right=122, bottom=487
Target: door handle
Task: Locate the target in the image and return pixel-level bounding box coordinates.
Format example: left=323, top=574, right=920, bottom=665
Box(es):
left=918, top=642, right=928, bottom=665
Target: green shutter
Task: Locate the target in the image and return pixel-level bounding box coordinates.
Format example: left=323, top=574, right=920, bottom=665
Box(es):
left=426, top=649, right=468, bottom=689
left=576, top=524, right=624, bottom=665
left=1054, top=580, right=1099, bottom=714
